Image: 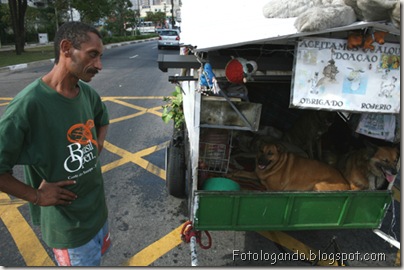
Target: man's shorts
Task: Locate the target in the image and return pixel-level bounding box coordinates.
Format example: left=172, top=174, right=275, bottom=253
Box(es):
left=53, top=221, right=111, bottom=266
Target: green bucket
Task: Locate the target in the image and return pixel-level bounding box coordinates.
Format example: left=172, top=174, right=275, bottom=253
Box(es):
left=202, top=177, right=241, bottom=191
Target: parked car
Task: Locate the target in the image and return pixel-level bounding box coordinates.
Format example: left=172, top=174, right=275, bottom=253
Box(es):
left=157, top=29, right=180, bottom=50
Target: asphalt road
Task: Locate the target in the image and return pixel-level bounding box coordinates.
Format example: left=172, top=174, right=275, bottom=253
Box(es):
left=0, top=40, right=401, bottom=267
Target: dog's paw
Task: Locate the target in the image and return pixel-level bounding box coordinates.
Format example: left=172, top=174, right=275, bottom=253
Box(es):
left=294, top=5, right=356, bottom=32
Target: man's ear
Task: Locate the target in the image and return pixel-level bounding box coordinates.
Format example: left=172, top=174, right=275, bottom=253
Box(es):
left=60, top=39, right=73, bottom=57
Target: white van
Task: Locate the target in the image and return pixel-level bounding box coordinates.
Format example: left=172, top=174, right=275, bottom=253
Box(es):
left=138, top=21, right=155, bottom=33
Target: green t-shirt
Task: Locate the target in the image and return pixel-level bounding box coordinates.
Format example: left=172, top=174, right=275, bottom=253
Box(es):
left=0, top=78, right=109, bottom=249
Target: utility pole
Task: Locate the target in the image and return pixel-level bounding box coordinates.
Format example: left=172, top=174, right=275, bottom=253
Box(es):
left=170, top=0, right=175, bottom=28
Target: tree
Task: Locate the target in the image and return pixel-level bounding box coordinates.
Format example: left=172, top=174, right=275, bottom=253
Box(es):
left=144, top=11, right=166, bottom=28
left=71, top=0, right=110, bottom=24
left=0, top=4, right=12, bottom=46
left=111, top=0, right=134, bottom=36
left=105, top=0, right=133, bottom=36
left=47, top=0, right=71, bottom=30
left=8, top=0, right=28, bottom=55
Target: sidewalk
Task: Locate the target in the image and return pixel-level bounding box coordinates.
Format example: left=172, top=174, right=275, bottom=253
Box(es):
left=0, top=42, right=53, bottom=52
left=0, top=37, right=158, bottom=73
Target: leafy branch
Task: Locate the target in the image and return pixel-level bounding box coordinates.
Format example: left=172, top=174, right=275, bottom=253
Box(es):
left=162, top=85, right=185, bottom=130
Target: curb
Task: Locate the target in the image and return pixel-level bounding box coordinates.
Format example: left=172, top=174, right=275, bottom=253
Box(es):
left=0, top=59, right=55, bottom=73
left=0, top=37, right=158, bottom=73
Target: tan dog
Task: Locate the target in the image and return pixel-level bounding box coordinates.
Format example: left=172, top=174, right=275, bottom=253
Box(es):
left=337, top=144, right=400, bottom=190
left=256, top=144, right=350, bottom=191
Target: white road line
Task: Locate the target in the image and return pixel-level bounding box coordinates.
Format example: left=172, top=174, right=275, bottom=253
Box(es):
left=129, top=55, right=138, bottom=59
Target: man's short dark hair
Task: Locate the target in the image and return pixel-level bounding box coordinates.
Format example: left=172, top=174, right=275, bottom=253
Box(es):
left=54, top=21, right=102, bottom=64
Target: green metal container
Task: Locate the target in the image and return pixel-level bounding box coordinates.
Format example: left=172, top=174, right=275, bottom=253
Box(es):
left=193, top=190, right=392, bottom=231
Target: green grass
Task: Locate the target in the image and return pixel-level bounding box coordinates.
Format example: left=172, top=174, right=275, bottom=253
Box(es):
left=0, top=46, right=55, bottom=68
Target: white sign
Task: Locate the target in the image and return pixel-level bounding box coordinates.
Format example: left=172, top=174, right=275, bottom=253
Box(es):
left=291, top=37, right=400, bottom=113
left=38, top=33, right=48, bottom=44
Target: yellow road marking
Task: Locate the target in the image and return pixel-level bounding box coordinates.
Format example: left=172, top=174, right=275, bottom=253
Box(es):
left=392, top=186, right=400, bottom=202
left=0, top=193, right=54, bottom=266
left=107, top=98, right=151, bottom=111
left=102, top=96, right=165, bottom=101
left=102, top=140, right=168, bottom=180
left=0, top=198, right=26, bottom=206
left=0, top=98, right=12, bottom=107
left=395, top=249, right=400, bottom=266
left=109, top=112, right=148, bottom=124
left=122, top=223, right=184, bottom=266
left=105, top=98, right=163, bottom=124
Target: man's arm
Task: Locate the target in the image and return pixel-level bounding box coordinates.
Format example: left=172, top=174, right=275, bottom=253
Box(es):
left=0, top=173, right=37, bottom=203
left=96, top=124, right=109, bottom=154
left=0, top=173, right=77, bottom=206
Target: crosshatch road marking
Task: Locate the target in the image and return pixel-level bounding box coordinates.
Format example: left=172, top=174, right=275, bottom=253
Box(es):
left=0, top=96, right=401, bottom=266
left=0, top=193, right=55, bottom=266
left=122, top=223, right=184, bottom=266
left=0, top=97, right=12, bottom=107
left=102, top=97, right=164, bottom=124
left=102, top=140, right=169, bottom=179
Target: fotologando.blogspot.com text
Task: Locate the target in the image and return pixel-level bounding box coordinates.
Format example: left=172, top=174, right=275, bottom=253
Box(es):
left=232, top=250, right=387, bottom=265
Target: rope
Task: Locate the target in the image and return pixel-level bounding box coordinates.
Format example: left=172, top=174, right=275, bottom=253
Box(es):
left=389, top=194, right=398, bottom=244
left=180, top=221, right=212, bottom=250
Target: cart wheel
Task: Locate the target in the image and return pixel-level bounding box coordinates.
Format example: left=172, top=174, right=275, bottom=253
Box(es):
left=166, top=133, right=186, bottom=198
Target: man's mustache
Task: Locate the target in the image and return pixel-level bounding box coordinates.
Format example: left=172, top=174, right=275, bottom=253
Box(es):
left=88, top=69, right=98, bottom=74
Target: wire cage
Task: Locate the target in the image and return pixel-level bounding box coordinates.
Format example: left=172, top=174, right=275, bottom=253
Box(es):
left=199, top=128, right=233, bottom=174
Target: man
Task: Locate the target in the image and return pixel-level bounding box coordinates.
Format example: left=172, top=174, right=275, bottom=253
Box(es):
left=0, top=21, right=110, bottom=266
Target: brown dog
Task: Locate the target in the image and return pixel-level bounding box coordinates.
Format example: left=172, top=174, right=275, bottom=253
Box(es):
left=337, top=143, right=400, bottom=190
left=256, top=143, right=350, bottom=191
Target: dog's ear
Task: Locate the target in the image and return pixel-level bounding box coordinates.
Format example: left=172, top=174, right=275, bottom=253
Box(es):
left=275, top=143, right=285, bottom=153
left=362, top=140, right=379, bottom=159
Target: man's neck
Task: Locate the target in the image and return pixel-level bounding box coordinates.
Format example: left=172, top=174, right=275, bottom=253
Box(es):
left=42, top=66, right=80, bottom=99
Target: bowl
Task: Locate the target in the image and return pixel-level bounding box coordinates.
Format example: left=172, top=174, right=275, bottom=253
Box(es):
left=202, top=177, right=241, bottom=191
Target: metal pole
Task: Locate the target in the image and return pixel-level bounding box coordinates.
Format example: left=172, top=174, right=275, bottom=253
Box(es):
left=190, top=195, right=199, bottom=266
left=171, top=0, right=175, bottom=28
left=373, top=229, right=400, bottom=249
left=190, top=236, right=198, bottom=266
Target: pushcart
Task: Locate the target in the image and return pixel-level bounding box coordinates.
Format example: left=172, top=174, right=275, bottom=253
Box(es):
left=158, top=11, right=401, bottom=266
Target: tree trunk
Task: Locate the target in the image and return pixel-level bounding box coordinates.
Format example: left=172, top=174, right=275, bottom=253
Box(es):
left=8, top=0, right=28, bottom=55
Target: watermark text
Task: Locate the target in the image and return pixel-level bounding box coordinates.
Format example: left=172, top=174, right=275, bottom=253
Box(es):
left=232, top=250, right=386, bottom=265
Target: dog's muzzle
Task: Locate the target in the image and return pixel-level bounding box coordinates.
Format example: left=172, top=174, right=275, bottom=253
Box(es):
left=381, top=166, right=398, bottom=183
left=257, top=156, right=271, bottom=170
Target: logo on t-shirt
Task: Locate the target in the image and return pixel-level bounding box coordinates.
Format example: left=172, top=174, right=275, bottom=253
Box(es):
left=64, top=120, right=98, bottom=173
